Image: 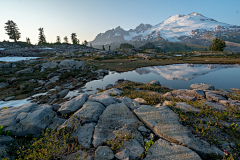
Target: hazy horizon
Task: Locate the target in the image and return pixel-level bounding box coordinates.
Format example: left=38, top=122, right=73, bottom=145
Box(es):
left=0, top=0, right=240, bottom=44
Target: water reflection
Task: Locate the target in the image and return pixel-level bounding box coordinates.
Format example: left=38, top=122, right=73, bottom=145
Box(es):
left=82, top=64, right=240, bottom=94
left=135, top=64, right=240, bottom=81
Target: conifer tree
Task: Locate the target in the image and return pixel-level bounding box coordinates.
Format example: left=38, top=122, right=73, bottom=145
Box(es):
left=5, top=20, right=21, bottom=42
left=63, top=36, right=68, bottom=44
left=209, top=38, right=226, bottom=51
left=103, top=45, right=105, bottom=50
left=71, top=33, right=78, bottom=44
left=26, top=37, right=31, bottom=44
left=38, top=28, right=46, bottom=44
left=90, top=43, right=92, bottom=48
left=84, top=40, right=88, bottom=46
left=56, top=36, right=61, bottom=43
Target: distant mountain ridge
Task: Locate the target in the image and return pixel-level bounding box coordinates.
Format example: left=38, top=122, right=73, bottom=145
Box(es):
left=91, top=12, right=240, bottom=51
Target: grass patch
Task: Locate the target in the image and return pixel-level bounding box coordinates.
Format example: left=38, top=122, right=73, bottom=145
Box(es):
left=167, top=98, right=240, bottom=159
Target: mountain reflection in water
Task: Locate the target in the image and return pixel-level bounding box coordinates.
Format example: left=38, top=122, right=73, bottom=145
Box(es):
left=135, top=64, right=240, bottom=81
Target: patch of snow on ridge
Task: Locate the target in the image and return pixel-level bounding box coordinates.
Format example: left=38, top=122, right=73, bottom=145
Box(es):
left=115, top=32, right=121, bottom=36
left=144, top=64, right=240, bottom=81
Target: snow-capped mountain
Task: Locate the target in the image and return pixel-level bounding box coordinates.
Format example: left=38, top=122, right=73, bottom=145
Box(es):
left=91, top=12, right=240, bottom=46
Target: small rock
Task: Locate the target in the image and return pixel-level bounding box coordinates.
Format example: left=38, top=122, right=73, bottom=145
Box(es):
left=4, top=96, right=15, bottom=101
left=148, top=133, right=154, bottom=140
left=190, top=83, right=215, bottom=90
left=95, top=146, right=114, bottom=160
left=58, top=89, right=69, bottom=98
left=105, top=84, right=113, bottom=89
left=134, top=98, right=147, bottom=104
left=138, top=126, right=148, bottom=132
left=51, top=104, right=61, bottom=112
left=115, top=149, right=129, bottom=160
left=149, top=80, right=161, bottom=86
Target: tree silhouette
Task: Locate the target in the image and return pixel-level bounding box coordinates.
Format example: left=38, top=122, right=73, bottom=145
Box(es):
left=5, top=20, right=21, bottom=42
left=209, top=38, right=226, bottom=51
left=26, top=37, right=31, bottom=44
left=56, top=36, right=61, bottom=44
left=84, top=40, right=88, bottom=46
left=71, top=33, right=78, bottom=44
left=63, top=36, right=68, bottom=44
left=38, top=28, right=46, bottom=44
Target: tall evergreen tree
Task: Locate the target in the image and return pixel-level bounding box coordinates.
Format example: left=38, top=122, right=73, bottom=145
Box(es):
left=26, top=37, right=31, bottom=44
left=38, top=28, right=46, bottom=44
left=4, top=20, right=21, bottom=42
left=102, top=45, right=105, bottom=50
left=90, top=43, right=92, bottom=48
left=71, top=33, right=78, bottom=44
left=56, top=36, right=61, bottom=43
left=84, top=40, right=88, bottom=46
left=63, top=36, right=68, bottom=44
left=209, top=38, right=226, bottom=51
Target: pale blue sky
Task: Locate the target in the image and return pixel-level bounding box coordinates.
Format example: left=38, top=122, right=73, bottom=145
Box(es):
left=0, top=0, right=240, bottom=44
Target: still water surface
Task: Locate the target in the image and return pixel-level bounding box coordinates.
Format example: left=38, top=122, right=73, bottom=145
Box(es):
left=1, top=64, right=240, bottom=107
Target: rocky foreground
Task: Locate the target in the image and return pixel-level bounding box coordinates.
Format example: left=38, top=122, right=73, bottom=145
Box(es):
left=0, top=81, right=239, bottom=160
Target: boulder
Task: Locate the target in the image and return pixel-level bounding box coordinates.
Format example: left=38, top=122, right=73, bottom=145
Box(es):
left=149, top=80, right=161, bottom=86
left=174, top=102, right=200, bottom=113
left=59, top=59, right=75, bottom=69
left=204, top=102, right=228, bottom=111
left=163, top=89, right=205, bottom=100
left=4, top=96, right=15, bottom=101
left=72, top=123, right=97, bottom=149
left=44, top=76, right=60, bottom=86
left=115, top=149, right=129, bottom=160
left=0, top=135, right=15, bottom=146
left=145, top=138, right=201, bottom=160
left=88, top=93, right=116, bottom=107
left=41, top=61, right=59, bottom=69
left=58, top=89, right=69, bottom=98
left=134, top=98, right=147, bottom=104
left=205, top=90, right=230, bottom=98
left=100, top=88, right=123, bottom=96
left=47, top=116, right=66, bottom=130
left=105, top=84, right=113, bottom=89
left=190, top=83, right=215, bottom=90
left=219, top=100, right=240, bottom=108
left=205, top=92, right=227, bottom=102
left=75, top=61, right=84, bottom=69
left=15, top=67, right=33, bottom=75
left=0, top=83, right=9, bottom=89
left=119, top=97, right=140, bottom=111
left=58, top=93, right=88, bottom=115
left=59, top=101, right=105, bottom=129
left=134, top=105, right=224, bottom=158
left=118, top=139, right=144, bottom=160
left=92, top=103, right=144, bottom=147
left=95, top=146, right=114, bottom=160
left=51, top=104, right=61, bottom=112
left=0, top=103, right=55, bottom=136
